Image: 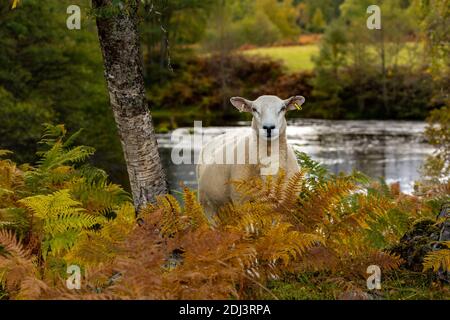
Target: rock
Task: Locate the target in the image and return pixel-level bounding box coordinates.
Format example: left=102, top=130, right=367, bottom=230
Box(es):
left=337, top=290, right=383, bottom=300
left=433, top=203, right=450, bottom=283
left=338, top=290, right=371, bottom=300
left=436, top=203, right=450, bottom=242
left=390, top=203, right=450, bottom=282
left=390, top=219, right=440, bottom=272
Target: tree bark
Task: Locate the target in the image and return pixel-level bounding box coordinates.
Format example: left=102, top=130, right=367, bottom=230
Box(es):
left=379, top=28, right=389, bottom=117
left=92, top=0, right=167, bottom=210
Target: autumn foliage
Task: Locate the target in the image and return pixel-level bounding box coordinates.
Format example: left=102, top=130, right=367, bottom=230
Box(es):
left=0, top=125, right=448, bottom=300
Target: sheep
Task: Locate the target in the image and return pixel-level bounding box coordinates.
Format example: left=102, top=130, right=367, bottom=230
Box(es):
left=197, top=95, right=305, bottom=218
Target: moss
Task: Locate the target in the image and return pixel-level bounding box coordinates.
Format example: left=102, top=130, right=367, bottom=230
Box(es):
left=262, top=273, right=341, bottom=300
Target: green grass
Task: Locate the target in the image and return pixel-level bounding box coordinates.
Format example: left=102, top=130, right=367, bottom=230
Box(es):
left=243, top=45, right=319, bottom=72
left=381, top=270, right=450, bottom=300
left=261, top=270, right=450, bottom=300
left=242, top=42, right=423, bottom=73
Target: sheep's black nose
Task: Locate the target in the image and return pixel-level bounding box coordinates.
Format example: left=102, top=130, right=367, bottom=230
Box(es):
left=263, top=125, right=275, bottom=131
left=263, top=125, right=276, bottom=136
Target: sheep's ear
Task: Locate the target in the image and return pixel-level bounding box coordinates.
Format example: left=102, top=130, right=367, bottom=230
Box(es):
left=230, top=97, right=253, bottom=113
left=284, top=96, right=305, bottom=111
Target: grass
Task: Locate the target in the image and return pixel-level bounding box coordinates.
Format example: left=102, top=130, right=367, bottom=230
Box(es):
left=243, top=45, right=319, bottom=72
left=381, top=270, right=450, bottom=300
left=242, top=42, right=424, bottom=73
left=261, top=270, right=450, bottom=300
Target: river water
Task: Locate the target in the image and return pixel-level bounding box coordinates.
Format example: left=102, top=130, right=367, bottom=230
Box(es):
left=157, top=119, right=434, bottom=194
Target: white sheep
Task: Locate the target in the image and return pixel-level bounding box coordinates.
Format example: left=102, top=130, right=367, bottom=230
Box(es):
left=197, top=95, right=305, bottom=218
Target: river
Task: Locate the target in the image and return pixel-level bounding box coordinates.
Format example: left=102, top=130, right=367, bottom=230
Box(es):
left=157, top=119, right=433, bottom=194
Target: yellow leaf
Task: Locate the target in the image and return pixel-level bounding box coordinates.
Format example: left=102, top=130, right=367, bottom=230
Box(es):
left=12, top=0, right=19, bottom=9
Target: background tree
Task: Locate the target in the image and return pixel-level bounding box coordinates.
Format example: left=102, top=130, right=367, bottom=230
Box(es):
left=311, top=8, right=326, bottom=32
left=140, top=0, right=216, bottom=83
left=0, top=0, right=125, bottom=183
left=295, top=0, right=344, bottom=32
left=312, top=0, right=434, bottom=119
left=412, top=0, right=449, bottom=106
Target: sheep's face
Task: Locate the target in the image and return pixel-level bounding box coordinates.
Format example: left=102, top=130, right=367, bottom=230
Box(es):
left=230, top=95, right=305, bottom=141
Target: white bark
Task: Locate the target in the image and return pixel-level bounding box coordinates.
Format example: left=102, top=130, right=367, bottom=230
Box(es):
left=93, top=0, right=167, bottom=210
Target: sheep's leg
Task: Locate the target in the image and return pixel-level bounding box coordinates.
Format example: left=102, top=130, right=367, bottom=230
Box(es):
left=198, top=190, right=217, bottom=221
left=230, top=187, right=242, bottom=205
left=286, top=146, right=301, bottom=177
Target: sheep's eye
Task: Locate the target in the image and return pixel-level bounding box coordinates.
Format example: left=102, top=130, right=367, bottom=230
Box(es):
left=280, top=106, right=287, bottom=112
left=252, top=108, right=258, bottom=113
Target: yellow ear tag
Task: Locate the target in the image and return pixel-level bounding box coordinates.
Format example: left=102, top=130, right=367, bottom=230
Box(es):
left=294, top=102, right=302, bottom=111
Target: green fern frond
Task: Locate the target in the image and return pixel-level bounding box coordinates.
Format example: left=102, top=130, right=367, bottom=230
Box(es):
left=25, top=125, right=96, bottom=192
left=42, top=230, right=80, bottom=258
left=295, top=151, right=329, bottom=185
left=39, top=124, right=67, bottom=147
left=36, top=144, right=95, bottom=170
left=71, top=178, right=130, bottom=215
left=76, top=165, right=108, bottom=184
left=44, top=213, right=102, bottom=236
left=19, top=190, right=102, bottom=259
left=66, top=205, right=136, bottom=267
left=0, top=208, right=29, bottom=236
left=19, top=190, right=84, bottom=219
left=102, top=202, right=136, bottom=241
left=65, top=232, right=116, bottom=267
left=62, top=128, right=84, bottom=148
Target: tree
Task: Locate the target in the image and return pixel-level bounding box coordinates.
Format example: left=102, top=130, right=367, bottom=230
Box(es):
left=260, top=0, right=300, bottom=39
left=312, top=0, right=431, bottom=119
left=140, top=0, right=216, bottom=83
left=0, top=0, right=123, bottom=177
left=92, top=0, right=167, bottom=210
left=311, top=20, right=348, bottom=118
left=295, top=0, right=344, bottom=32
left=311, top=8, right=326, bottom=32
left=412, top=0, right=449, bottom=106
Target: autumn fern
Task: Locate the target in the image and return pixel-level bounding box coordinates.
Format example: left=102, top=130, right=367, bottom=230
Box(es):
left=0, top=229, right=44, bottom=299
left=423, top=241, right=450, bottom=272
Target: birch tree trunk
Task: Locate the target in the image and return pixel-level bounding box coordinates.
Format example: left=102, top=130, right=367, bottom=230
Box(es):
left=92, top=0, right=167, bottom=210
